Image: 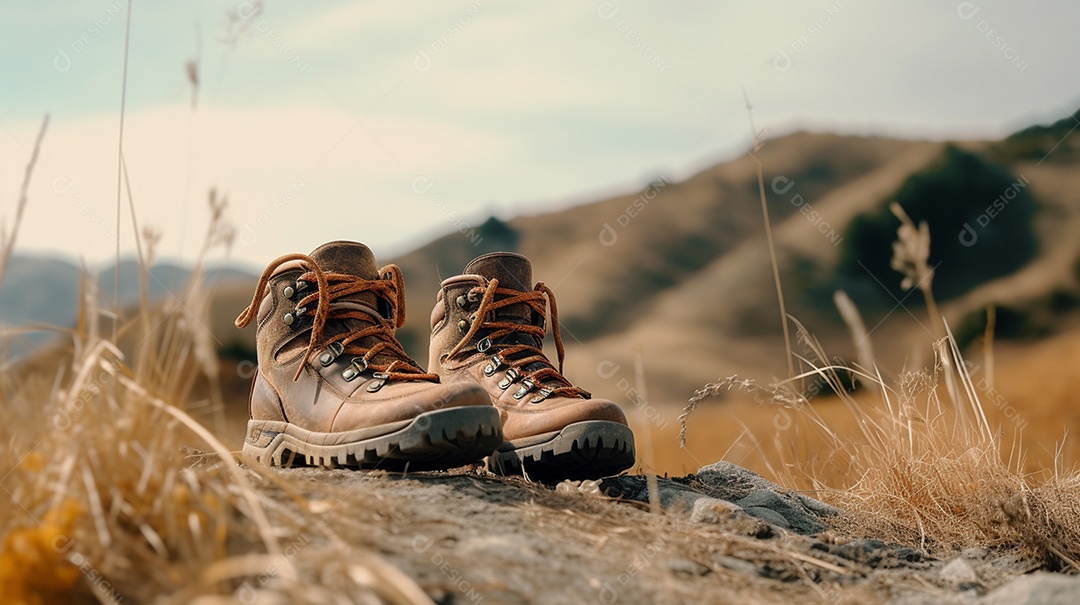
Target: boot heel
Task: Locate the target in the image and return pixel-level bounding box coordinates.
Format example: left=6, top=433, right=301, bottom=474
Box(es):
left=242, top=420, right=310, bottom=468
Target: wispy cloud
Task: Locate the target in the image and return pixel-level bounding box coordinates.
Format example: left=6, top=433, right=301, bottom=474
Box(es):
left=1, top=0, right=1078, bottom=267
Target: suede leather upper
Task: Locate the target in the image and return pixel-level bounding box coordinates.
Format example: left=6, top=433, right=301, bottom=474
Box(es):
left=429, top=252, right=629, bottom=442
left=245, top=241, right=490, bottom=434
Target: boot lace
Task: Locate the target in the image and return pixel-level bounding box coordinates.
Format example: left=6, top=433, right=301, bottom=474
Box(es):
left=235, top=253, right=437, bottom=383
left=446, top=279, right=588, bottom=399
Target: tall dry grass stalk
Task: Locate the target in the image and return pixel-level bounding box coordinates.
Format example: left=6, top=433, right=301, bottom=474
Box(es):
left=684, top=317, right=1080, bottom=568
left=0, top=188, right=273, bottom=600
left=0, top=115, right=48, bottom=286
left=890, top=202, right=943, bottom=337
left=803, top=323, right=1080, bottom=570
left=682, top=193, right=1080, bottom=569
left=0, top=206, right=426, bottom=603
left=742, top=89, right=795, bottom=379
left=112, top=0, right=133, bottom=342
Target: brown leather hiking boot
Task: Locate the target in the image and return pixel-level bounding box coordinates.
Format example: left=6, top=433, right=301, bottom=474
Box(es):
left=235, top=241, right=501, bottom=470
left=429, top=252, right=635, bottom=481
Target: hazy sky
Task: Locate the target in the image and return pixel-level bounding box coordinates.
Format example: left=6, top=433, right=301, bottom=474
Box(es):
left=1, top=1, right=1077, bottom=270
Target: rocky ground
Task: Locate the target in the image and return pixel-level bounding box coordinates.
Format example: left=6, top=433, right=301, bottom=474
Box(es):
left=229, top=459, right=1078, bottom=605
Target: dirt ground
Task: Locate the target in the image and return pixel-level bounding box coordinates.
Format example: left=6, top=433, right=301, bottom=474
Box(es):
left=226, top=462, right=1058, bottom=605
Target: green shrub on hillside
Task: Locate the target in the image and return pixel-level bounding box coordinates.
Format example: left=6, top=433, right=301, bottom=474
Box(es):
left=837, top=145, right=1038, bottom=304
left=995, top=108, right=1080, bottom=161
left=475, top=215, right=520, bottom=252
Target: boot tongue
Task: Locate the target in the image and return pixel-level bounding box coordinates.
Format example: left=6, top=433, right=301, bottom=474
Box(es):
left=462, top=251, right=570, bottom=384
left=464, top=253, right=558, bottom=381
left=464, top=252, right=533, bottom=323
left=308, top=241, right=380, bottom=309
left=307, top=241, right=395, bottom=365
left=465, top=252, right=532, bottom=291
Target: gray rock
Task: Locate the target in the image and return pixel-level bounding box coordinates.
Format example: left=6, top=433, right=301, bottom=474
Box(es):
left=696, top=461, right=841, bottom=515
left=689, top=497, right=743, bottom=524
left=668, top=557, right=711, bottom=576
left=743, top=506, right=791, bottom=529
left=795, top=493, right=845, bottom=517
left=737, top=490, right=826, bottom=534
left=713, top=555, right=760, bottom=577
left=940, top=557, right=979, bottom=586
left=695, top=461, right=783, bottom=501
left=979, top=573, right=1080, bottom=605
left=694, top=461, right=840, bottom=534
left=599, top=476, right=711, bottom=511
left=601, top=462, right=840, bottom=535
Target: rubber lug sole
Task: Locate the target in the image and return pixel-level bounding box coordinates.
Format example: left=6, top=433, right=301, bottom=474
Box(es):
left=243, top=406, right=503, bottom=471
left=487, top=420, right=636, bottom=482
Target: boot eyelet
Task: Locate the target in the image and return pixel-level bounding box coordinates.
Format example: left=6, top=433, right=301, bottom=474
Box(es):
left=497, top=368, right=520, bottom=390
left=483, top=354, right=504, bottom=377
left=366, top=372, right=390, bottom=392
left=457, top=319, right=469, bottom=333
left=295, top=280, right=308, bottom=292
left=530, top=387, right=553, bottom=404
left=295, top=306, right=307, bottom=317
left=283, top=312, right=295, bottom=326
left=512, top=378, right=536, bottom=400
left=342, top=357, right=369, bottom=381
left=477, top=337, right=491, bottom=353
left=283, top=285, right=295, bottom=299
left=456, top=295, right=468, bottom=308
left=319, top=342, right=345, bottom=367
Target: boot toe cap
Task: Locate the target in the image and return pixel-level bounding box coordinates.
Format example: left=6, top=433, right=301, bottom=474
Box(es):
left=332, top=381, right=492, bottom=432
left=502, top=396, right=629, bottom=442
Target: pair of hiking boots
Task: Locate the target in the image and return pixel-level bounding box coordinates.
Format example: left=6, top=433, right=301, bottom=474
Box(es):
left=235, top=241, right=636, bottom=481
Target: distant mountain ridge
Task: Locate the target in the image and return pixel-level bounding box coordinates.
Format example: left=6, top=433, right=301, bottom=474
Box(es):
left=7, top=107, right=1080, bottom=409
left=385, top=111, right=1080, bottom=404
left=0, top=256, right=254, bottom=354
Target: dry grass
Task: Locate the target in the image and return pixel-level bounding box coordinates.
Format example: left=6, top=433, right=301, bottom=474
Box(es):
left=680, top=311, right=1080, bottom=569
left=0, top=146, right=430, bottom=603
left=0, top=14, right=436, bottom=597
left=794, top=325, right=1080, bottom=570
left=0, top=321, right=433, bottom=603
left=681, top=190, right=1080, bottom=570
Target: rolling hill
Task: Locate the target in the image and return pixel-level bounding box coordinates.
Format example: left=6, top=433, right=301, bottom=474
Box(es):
left=380, top=120, right=1080, bottom=409
left=9, top=109, right=1080, bottom=423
